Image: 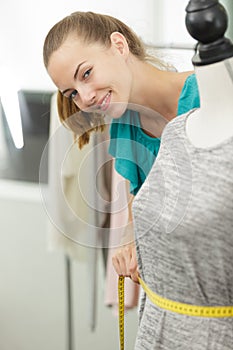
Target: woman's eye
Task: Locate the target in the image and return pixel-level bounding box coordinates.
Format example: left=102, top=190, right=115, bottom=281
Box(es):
left=83, top=69, right=91, bottom=79
left=69, top=90, right=78, bottom=100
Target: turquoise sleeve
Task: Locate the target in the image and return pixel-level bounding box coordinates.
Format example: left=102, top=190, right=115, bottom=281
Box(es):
left=177, top=74, right=200, bottom=115
left=109, top=74, right=200, bottom=195
left=109, top=110, right=160, bottom=195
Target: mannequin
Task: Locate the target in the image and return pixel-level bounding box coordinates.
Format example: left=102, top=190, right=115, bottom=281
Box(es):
left=131, top=1, right=233, bottom=349
left=185, top=58, right=233, bottom=147
left=185, top=0, right=233, bottom=147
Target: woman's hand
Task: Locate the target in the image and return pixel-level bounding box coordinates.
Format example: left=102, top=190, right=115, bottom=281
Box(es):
left=112, top=241, right=139, bottom=284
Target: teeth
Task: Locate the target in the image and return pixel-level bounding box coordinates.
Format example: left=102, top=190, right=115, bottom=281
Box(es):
left=101, top=92, right=110, bottom=108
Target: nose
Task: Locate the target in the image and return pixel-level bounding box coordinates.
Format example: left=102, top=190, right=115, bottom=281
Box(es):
left=76, top=85, right=96, bottom=110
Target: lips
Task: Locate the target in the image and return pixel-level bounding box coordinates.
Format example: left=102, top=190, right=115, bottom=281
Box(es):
left=98, top=91, right=111, bottom=111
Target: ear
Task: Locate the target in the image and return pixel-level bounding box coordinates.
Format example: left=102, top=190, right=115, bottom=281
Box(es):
left=110, top=32, right=129, bottom=57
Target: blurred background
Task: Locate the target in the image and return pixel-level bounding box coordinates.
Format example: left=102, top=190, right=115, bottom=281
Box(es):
left=0, top=1, right=232, bottom=350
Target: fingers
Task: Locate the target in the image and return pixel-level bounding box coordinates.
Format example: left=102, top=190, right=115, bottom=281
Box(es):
left=129, top=244, right=137, bottom=272
left=112, top=245, right=132, bottom=276
left=129, top=247, right=140, bottom=284
left=130, top=270, right=140, bottom=284
left=112, top=243, right=139, bottom=284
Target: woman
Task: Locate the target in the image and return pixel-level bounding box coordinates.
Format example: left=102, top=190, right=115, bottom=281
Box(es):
left=43, top=11, right=200, bottom=281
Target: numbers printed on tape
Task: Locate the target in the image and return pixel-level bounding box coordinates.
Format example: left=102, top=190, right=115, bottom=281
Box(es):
left=118, top=276, right=125, bottom=350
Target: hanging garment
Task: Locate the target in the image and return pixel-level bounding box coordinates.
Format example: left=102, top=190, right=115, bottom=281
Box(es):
left=46, top=93, right=91, bottom=260
left=46, top=93, right=112, bottom=330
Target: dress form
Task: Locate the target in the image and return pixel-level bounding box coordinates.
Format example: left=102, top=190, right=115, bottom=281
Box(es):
left=185, top=0, right=233, bottom=148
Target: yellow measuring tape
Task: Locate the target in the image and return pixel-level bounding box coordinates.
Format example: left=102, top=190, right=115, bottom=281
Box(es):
left=118, top=276, right=125, bottom=350
left=118, top=276, right=233, bottom=349
left=138, top=277, right=233, bottom=318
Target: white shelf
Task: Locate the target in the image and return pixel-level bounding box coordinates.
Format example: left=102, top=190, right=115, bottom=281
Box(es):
left=0, top=179, right=47, bottom=202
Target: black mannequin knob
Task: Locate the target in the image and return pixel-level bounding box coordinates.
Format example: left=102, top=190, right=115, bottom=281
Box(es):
left=185, top=0, right=233, bottom=65
left=185, top=0, right=227, bottom=43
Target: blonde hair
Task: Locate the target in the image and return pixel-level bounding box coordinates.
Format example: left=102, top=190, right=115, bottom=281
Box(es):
left=57, top=91, right=105, bottom=149
left=43, top=11, right=170, bottom=149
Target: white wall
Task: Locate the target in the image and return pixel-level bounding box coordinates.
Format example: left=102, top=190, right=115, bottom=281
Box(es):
left=1, top=0, right=233, bottom=91
left=0, top=0, right=197, bottom=92
left=0, top=181, right=66, bottom=350
left=0, top=180, right=138, bottom=350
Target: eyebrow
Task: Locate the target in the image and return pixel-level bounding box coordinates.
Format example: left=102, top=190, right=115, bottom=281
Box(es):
left=61, top=61, right=87, bottom=95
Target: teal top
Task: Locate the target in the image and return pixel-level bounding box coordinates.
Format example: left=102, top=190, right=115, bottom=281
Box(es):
left=108, top=74, right=200, bottom=195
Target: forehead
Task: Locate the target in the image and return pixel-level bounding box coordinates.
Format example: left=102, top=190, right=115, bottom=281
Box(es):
left=47, top=35, right=110, bottom=88
left=48, top=35, right=108, bottom=70
left=52, top=35, right=90, bottom=62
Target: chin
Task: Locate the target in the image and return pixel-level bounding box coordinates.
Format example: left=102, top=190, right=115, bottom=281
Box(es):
left=104, top=102, right=128, bottom=120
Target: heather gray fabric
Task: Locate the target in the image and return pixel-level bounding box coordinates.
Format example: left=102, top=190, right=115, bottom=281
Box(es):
left=133, top=111, right=233, bottom=350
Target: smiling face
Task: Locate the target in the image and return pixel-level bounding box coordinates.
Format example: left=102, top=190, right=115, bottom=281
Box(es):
left=47, top=32, right=133, bottom=119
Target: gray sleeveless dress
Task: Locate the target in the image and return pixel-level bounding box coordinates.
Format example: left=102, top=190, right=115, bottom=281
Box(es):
left=132, top=111, right=233, bottom=350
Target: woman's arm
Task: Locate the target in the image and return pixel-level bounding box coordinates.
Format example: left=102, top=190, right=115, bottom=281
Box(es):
left=112, top=180, right=139, bottom=283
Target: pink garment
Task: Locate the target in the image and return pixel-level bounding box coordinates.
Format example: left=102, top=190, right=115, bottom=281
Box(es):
left=104, top=160, right=139, bottom=312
